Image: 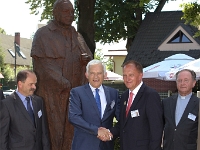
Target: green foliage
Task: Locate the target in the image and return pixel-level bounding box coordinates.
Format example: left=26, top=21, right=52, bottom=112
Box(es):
left=0, top=45, right=4, bottom=71
left=94, top=49, right=114, bottom=71
left=181, top=1, right=200, bottom=37
left=0, top=45, right=12, bottom=84
left=94, top=49, right=103, bottom=60
left=25, top=0, right=55, bottom=21
left=0, top=28, right=6, bottom=34
left=25, top=0, right=160, bottom=44
left=2, top=64, right=15, bottom=82
left=94, top=0, right=159, bottom=44
left=112, top=119, right=120, bottom=150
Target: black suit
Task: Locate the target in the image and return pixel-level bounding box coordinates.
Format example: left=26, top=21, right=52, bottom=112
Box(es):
left=111, top=83, right=164, bottom=150
left=162, top=94, right=199, bottom=150
left=0, top=89, right=5, bottom=100
left=0, top=92, right=50, bottom=150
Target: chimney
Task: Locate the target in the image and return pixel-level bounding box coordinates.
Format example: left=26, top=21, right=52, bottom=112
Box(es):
left=15, top=32, right=20, bottom=46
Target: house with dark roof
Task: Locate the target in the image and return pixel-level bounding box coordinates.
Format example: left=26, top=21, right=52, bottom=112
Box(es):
left=124, top=11, right=200, bottom=94
left=0, top=33, right=32, bottom=85
left=0, top=33, right=32, bottom=67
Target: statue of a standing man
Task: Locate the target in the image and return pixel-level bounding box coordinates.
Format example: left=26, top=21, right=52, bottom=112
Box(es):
left=31, top=0, right=93, bottom=149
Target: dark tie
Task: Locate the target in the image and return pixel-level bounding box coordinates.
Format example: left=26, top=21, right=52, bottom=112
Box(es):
left=26, top=97, right=35, bottom=125
left=95, top=89, right=101, bottom=116
left=126, top=92, right=134, bottom=117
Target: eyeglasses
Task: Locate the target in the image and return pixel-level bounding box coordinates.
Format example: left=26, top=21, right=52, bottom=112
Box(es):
left=176, top=79, right=189, bottom=84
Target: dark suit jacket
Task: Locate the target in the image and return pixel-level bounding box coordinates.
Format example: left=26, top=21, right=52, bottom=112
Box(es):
left=68, top=84, right=120, bottom=150
left=0, top=89, right=5, bottom=100
left=162, top=94, right=199, bottom=150
left=111, top=83, right=164, bottom=150
left=0, top=92, right=50, bottom=150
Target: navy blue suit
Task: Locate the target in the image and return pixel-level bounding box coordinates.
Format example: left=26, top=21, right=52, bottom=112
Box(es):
left=111, top=83, right=164, bottom=150
left=68, top=84, right=120, bottom=150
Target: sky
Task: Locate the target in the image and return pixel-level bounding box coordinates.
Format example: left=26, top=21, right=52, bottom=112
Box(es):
left=0, top=0, right=196, bottom=50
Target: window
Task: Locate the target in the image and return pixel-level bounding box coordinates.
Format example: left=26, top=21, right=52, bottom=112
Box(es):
left=168, top=30, right=192, bottom=43
left=7, top=49, right=15, bottom=57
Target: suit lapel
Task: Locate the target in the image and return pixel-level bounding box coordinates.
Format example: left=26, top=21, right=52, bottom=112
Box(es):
left=101, top=86, right=111, bottom=121
left=130, top=84, right=145, bottom=110
left=14, top=92, right=35, bottom=126
left=84, top=84, right=101, bottom=118
left=121, top=90, right=129, bottom=126
left=31, top=96, right=37, bottom=128
left=125, top=84, right=145, bottom=121
left=170, top=94, right=178, bottom=127
left=177, top=94, right=198, bottom=127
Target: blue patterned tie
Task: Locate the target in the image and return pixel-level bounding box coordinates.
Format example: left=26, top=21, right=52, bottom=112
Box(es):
left=26, top=97, right=35, bottom=126
left=95, top=89, right=101, bottom=116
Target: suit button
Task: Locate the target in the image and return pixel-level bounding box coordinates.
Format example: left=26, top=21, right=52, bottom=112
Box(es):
left=174, top=129, right=176, bottom=131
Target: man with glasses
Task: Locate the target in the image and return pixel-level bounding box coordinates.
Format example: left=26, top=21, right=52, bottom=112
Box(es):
left=162, top=69, right=199, bottom=150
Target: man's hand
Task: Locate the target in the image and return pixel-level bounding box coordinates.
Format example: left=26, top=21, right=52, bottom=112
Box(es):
left=97, top=127, right=113, bottom=141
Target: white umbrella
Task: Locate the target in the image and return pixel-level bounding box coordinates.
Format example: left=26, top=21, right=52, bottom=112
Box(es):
left=165, top=58, right=200, bottom=80
left=143, top=54, right=195, bottom=80
left=104, top=70, right=123, bottom=80
left=0, top=73, right=4, bottom=78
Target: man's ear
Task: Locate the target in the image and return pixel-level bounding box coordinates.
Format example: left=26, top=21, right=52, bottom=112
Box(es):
left=18, top=81, right=22, bottom=88
left=104, top=72, right=107, bottom=79
left=85, top=72, right=88, bottom=79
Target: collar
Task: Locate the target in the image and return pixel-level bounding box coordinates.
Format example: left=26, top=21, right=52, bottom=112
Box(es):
left=178, top=92, right=192, bottom=100
left=89, top=84, right=103, bottom=92
left=16, top=90, right=27, bottom=102
left=129, top=81, right=143, bottom=95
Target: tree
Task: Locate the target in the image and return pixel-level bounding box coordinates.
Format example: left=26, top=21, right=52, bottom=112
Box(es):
left=76, top=0, right=96, bottom=55
left=0, top=28, right=6, bottom=34
left=94, top=48, right=114, bottom=71
left=25, top=0, right=169, bottom=55
left=181, top=1, right=200, bottom=37
left=0, top=44, right=13, bottom=86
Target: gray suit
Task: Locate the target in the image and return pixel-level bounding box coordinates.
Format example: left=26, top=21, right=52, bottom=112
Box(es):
left=0, top=92, right=50, bottom=150
left=162, top=94, right=199, bottom=150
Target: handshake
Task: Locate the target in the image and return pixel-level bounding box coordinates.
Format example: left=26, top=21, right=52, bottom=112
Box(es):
left=97, top=127, right=113, bottom=141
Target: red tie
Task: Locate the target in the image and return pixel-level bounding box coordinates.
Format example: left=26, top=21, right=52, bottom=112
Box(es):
left=126, top=92, right=134, bottom=117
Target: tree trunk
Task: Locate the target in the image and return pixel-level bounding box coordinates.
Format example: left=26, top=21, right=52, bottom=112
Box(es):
left=77, top=0, right=96, bottom=56
left=126, top=6, right=142, bottom=51
left=155, top=0, right=168, bottom=12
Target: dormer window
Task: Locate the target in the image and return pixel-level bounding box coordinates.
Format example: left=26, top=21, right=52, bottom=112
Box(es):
left=168, top=30, right=192, bottom=43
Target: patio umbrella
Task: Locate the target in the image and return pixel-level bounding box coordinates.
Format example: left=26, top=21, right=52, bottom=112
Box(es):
left=0, top=73, right=4, bottom=78
left=143, top=54, right=195, bottom=80
left=104, top=70, right=123, bottom=80
left=165, top=58, right=200, bottom=80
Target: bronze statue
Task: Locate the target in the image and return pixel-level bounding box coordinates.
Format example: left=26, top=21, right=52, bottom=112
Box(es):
left=31, top=0, right=92, bottom=149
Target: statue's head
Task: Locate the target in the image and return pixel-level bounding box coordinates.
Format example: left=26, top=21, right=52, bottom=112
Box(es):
left=53, top=0, right=74, bottom=27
